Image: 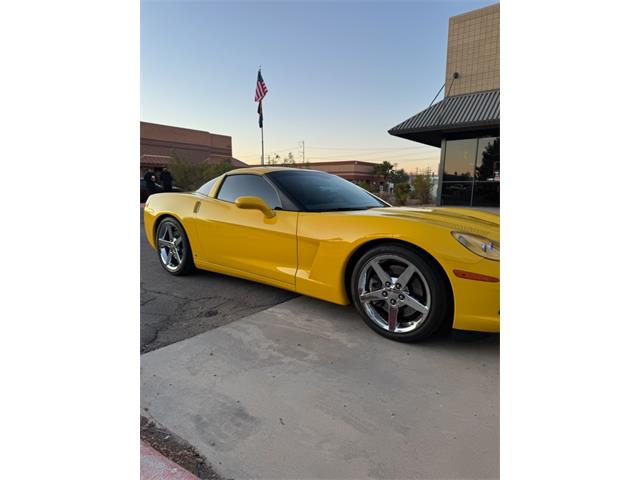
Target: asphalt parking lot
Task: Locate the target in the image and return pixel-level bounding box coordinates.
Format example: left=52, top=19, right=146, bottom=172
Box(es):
left=140, top=209, right=296, bottom=353
left=140, top=207, right=499, bottom=479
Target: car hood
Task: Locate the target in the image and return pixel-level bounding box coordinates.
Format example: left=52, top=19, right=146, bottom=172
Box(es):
left=358, top=206, right=500, bottom=240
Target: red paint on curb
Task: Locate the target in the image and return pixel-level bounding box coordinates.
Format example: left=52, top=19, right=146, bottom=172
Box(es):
left=140, top=441, right=199, bottom=480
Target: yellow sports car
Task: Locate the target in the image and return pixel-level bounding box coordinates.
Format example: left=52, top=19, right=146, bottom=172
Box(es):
left=143, top=167, right=499, bottom=342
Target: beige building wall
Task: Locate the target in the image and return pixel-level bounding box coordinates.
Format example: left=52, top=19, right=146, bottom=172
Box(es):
left=140, top=122, right=232, bottom=156
left=445, top=3, right=499, bottom=96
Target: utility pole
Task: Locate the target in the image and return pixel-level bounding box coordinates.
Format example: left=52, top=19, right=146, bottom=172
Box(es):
left=299, top=140, right=306, bottom=164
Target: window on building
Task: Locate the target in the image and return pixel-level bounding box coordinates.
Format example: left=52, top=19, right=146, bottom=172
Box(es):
left=471, top=181, right=500, bottom=206
left=216, top=174, right=282, bottom=209
left=443, top=139, right=477, bottom=181
left=441, top=182, right=473, bottom=206
left=476, top=137, right=500, bottom=181
left=440, top=136, right=499, bottom=207
left=472, top=136, right=500, bottom=206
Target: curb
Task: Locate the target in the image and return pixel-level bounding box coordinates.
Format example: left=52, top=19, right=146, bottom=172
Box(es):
left=141, top=441, right=199, bottom=480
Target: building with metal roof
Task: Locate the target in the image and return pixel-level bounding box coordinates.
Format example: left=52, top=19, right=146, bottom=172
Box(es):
left=389, top=3, right=500, bottom=207
left=389, top=89, right=499, bottom=148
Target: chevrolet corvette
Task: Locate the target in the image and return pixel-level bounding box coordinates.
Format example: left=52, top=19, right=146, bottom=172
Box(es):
left=143, top=167, right=499, bottom=342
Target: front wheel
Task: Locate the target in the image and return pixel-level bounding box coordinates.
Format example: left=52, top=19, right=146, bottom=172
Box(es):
left=155, top=217, right=194, bottom=276
left=350, top=244, right=450, bottom=342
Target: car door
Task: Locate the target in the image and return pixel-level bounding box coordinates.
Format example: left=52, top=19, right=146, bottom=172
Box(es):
left=194, top=173, right=298, bottom=286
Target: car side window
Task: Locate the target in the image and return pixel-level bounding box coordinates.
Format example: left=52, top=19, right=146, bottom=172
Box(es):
left=216, top=174, right=282, bottom=209
left=195, top=177, right=218, bottom=196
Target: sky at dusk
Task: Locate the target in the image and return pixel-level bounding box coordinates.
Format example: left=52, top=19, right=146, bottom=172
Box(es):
left=141, top=0, right=494, bottom=171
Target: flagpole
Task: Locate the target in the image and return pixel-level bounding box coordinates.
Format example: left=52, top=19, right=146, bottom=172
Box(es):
left=256, top=67, right=267, bottom=165
left=259, top=65, right=264, bottom=165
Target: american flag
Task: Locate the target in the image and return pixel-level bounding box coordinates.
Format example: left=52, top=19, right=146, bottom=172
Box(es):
left=255, top=69, right=268, bottom=102
left=255, top=69, right=267, bottom=128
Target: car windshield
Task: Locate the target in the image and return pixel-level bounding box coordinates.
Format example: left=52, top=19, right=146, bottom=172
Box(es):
left=267, top=170, right=387, bottom=212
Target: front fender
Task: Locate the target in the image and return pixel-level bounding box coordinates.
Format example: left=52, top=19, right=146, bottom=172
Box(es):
left=294, top=212, right=499, bottom=333
left=143, top=193, right=201, bottom=252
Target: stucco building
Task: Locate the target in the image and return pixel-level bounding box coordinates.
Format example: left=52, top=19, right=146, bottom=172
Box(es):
left=140, top=121, right=246, bottom=176
left=389, top=3, right=500, bottom=207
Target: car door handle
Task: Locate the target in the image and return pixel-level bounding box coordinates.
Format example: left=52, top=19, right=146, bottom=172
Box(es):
left=193, top=201, right=201, bottom=214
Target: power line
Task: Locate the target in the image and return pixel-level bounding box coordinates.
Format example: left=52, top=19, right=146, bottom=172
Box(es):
left=305, top=147, right=430, bottom=158
left=236, top=144, right=440, bottom=164
left=305, top=149, right=438, bottom=161
left=395, top=157, right=442, bottom=164
left=238, top=144, right=432, bottom=156
left=238, top=150, right=433, bottom=163
left=306, top=145, right=428, bottom=151
left=235, top=145, right=299, bottom=158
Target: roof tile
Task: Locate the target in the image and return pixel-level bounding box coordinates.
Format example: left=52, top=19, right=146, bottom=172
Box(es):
left=389, top=89, right=499, bottom=136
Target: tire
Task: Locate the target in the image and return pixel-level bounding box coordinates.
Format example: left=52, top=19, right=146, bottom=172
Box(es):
left=350, top=244, right=450, bottom=342
left=155, top=217, right=194, bottom=276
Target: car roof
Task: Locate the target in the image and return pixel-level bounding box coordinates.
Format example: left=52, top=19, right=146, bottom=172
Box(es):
left=226, top=166, right=326, bottom=176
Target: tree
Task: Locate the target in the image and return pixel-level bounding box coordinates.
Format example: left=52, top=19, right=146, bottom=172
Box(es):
left=394, top=182, right=411, bottom=206
left=267, top=154, right=280, bottom=165
left=374, top=161, right=394, bottom=184
left=412, top=168, right=434, bottom=204
left=389, top=168, right=409, bottom=184
left=283, top=152, right=296, bottom=164
left=477, top=137, right=499, bottom=180
left=169, top=152, right=234, bottom=191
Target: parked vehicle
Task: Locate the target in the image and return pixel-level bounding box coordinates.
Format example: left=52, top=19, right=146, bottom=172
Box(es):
left=143, top=167, right=499, bottom=342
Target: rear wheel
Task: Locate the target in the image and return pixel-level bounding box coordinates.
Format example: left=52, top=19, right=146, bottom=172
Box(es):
left=350, top=244, right=450, bottom=342
left=155, top=217, right=194, bottom=276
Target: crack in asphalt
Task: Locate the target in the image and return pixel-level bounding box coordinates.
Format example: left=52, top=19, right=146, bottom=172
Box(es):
left=140, top=210, right=298, bottom=477
left=145, top=326, right=159, bottom=346
left=140, top=212, right=296, bottom=353
left=141, top=282, right=270, bottom=306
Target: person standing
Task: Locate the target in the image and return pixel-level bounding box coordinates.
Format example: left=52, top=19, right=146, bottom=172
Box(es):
left=160, top=167, right=173, bottom=193
left=143, top=170, right=157, bottom=195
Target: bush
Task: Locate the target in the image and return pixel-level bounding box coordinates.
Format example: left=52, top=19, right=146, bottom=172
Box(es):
left=169, top=153, right=235, bottom=191
left=412, top=173, right=433, bottom=204
left=355, top=181, right=375, bottom=193
left=394, top=182, right=411, bottom=205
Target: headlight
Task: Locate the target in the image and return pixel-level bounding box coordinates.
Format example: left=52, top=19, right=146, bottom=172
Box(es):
left=452, top=231, right=499, bottom=261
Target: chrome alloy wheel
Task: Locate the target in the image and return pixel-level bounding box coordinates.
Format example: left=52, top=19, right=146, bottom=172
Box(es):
left=157, top=222, right=185, bottom=272
left=357, top=254, right=431, bottom=334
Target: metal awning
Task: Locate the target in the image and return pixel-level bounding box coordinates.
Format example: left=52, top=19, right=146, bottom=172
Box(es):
left=389, top=89, right=499, bottom=147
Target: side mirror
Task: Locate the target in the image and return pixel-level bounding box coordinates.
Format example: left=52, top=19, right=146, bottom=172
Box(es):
left=235, top=196, right=276, bottom=218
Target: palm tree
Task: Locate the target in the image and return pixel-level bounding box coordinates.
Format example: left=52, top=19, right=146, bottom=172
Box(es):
left=374, top=161, right=394, bottom=191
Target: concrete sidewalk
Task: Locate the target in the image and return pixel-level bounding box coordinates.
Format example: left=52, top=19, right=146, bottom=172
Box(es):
left=141, top=441, right=199, bottom=480
left=141, top=296, right=499, bottom=479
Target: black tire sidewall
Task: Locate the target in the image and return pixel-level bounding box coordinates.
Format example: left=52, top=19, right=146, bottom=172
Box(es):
left=350, top=244, right=449, bottom=342
left=155, top=217, right=194, bottom=276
